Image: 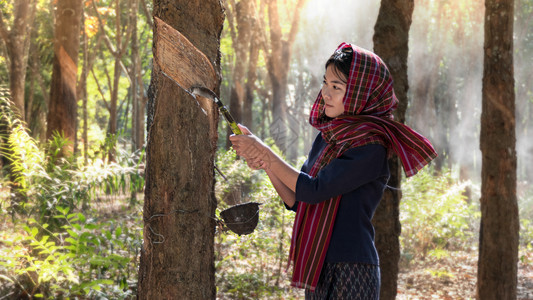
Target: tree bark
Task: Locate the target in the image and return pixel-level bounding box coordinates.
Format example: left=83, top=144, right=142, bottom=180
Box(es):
left=372, top=1, right=414, bottom=299
left=80, top=11, right=89, bottom=163
left=477, top=0, right=518, bottom=298
left=130, top=0, right=142, bottom=151
left=225, top=0, right=252, bottom=148
left=0, top=0, right=35, bottom=120
left=264, top=0, right=306, bottom=153
left=46, top=0, right=83, bottom=151
left=137, top=0, right=224, bottom=298
left=244, top=24, right=260, bottom=130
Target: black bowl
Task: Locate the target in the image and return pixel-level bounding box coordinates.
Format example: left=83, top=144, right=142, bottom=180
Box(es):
left=220, top=202, right=261, bottom=235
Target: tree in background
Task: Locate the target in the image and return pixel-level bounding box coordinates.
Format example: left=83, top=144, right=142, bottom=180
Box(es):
left=478, top=0, right=518, bottom=298
left=264, top=0, right=306, bottom=154
left=91, top=0, right=134, bottom=162
left=136, top=0, right=223, bottom=298
left=372, top=0, right=414, bottom=299
left=225, top=0, right=252, bottom=129
left=129, top=0, right=146, bottom=152
left=0, top=0, right=35, bottom=120
left=46, top=0, right=83, bottom=153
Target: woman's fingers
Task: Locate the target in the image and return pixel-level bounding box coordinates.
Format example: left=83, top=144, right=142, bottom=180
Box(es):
left=237, top=124, right=252, bottom=135
left=247, top=158, right=266, bottom=170
left=230, top=134, right=264, bottom=159
left=229, top=123, right=270, bottom=170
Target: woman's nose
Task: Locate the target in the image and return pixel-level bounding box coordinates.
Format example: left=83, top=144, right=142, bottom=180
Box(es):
left=322, top=86, right=330, bottom=98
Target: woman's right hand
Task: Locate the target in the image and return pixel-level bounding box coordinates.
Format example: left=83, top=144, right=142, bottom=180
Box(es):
left=229, top=124, right=269, bottom=164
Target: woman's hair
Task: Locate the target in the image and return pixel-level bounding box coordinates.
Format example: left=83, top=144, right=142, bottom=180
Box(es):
left=325, top=47, right=353, bottom=83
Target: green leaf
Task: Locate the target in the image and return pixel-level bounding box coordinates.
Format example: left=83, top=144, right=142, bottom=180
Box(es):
left=85, top=223, right=98, bottom=230
left=78, top=213, right=86, bottom=223
left=66, top=229, right=78, bottom=238
left=40, top=235, right=49, bottom=244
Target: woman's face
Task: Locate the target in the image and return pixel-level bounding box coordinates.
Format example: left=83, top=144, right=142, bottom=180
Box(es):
left=322, top=65, right=347, bottom=118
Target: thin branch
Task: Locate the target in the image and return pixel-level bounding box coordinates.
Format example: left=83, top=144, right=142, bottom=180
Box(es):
left=91, top=0, right=118, bottom=56
left=286, top=0, right=306, bottom=44
left=254, top=0, right=270, bottom=55
left=86, top=32, right=104, bottom=77
left=140, top=0, right=153, bottom=29
left=119, top=13, right=134, bottom=57
left=91, top=68, right=111, bottom=112
left=97, top=47, right=113, bottom=92
left=119, top=57, right=132, bottom=84
left=224, top=0, right=237, bottom=45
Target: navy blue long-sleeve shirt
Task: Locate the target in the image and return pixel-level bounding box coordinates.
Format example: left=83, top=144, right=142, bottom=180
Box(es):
left=290, top=133, right=389, bottom=265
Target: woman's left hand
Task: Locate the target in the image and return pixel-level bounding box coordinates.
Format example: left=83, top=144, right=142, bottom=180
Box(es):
left=246, top=157, right=266, bottom=170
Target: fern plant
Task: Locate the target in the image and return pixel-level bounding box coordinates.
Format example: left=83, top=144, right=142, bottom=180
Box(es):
left=400, top=167, right=480, bottom=258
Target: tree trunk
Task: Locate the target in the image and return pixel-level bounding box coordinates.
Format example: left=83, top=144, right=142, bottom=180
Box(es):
left=46, top=0, right=83, bottom=151
left=137, top=0, right=224, bottom=298
left=0, top=0, right=35, bottom=120
left=225, top=0, right=252, bottom=148
left=372, top=1, right=414, bottom=299
left=130, top=0, right=142, bottom=151
left=91, top=0, right=134, bottom=162
left=264, top=0, right=306, bottom=153
left=477, top=0, right=518, bottom=298
left=79, top=11, right=89, bottom=164
left=243, top=25, right=260, bottom=130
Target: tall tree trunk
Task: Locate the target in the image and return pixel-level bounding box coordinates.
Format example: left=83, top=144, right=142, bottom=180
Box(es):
left=0, top=0, right=35, bottom=120
left=477, top=0, right=518, bottom=298
left=130, top=0, right=141, bottom=151
left=137, top=0, right=224, bottom=298
left=225, top=0, right=252, bottom=148
left=244, top=25, right=260, bottom=130
left=372, top=1, right=414, bottom=299
left=46, top=0, right=83, bottom=152
left=264, top=0, right=306, bottom=153
left=79, top=11, right=89, bottom=164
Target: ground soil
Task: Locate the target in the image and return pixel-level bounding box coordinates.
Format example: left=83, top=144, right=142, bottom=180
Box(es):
left=397, top=249, right=533, bottom=299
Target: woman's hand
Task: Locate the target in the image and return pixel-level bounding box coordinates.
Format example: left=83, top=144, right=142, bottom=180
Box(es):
left=246, top=157, right=266, bottom=170
left=230, top=124, right=299, bottom=192
left=229, top=124, right=269, bottom=167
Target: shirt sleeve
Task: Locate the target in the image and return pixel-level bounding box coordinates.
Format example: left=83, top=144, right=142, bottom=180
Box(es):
left=295, top=144, right=387, bottom=205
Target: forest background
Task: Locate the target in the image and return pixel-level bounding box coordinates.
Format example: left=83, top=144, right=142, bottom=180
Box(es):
left=0, top=0, right=532, bottom=298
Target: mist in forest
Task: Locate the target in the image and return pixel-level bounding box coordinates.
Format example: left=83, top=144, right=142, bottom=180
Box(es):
left=293, top=0, right=532, bottom=184
left=296, top=0, right=379, bottom=74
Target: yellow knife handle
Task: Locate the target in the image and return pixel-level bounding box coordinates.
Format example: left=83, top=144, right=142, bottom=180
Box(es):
left=219, top=106, right=243, bottom=135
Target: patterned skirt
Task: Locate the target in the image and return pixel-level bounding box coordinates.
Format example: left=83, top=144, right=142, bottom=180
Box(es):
left=304, top=262, right=380, bottom=300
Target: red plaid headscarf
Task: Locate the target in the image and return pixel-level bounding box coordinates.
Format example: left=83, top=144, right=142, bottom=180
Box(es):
left=289, top=43, right=437, bottom=291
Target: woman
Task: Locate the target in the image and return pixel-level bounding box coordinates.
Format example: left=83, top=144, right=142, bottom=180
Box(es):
left=230, top=43, right=437, bottom=299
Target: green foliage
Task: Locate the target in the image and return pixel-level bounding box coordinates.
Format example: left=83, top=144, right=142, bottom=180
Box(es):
left=0, top=96, right=144, bottom=222
left=400, top=167, right=480, bottom=260
left=0, top=87, right=144, bottom=298
left=518, top=184, right=533, bottom=248
left=0, top=207, right=141, bottom=298
left=3, top=128, right=141, bottom=224
left=214, top=148, right=299, bottom=299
